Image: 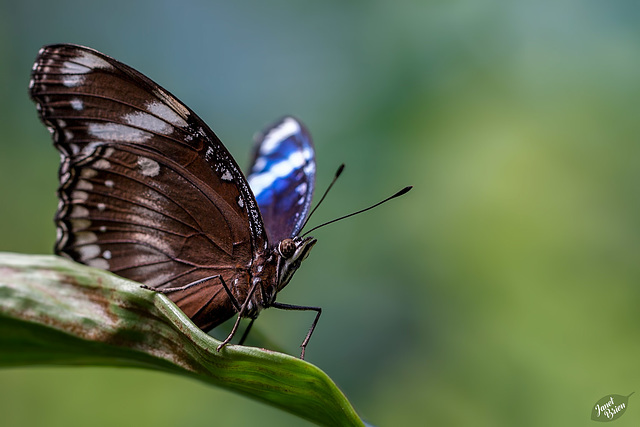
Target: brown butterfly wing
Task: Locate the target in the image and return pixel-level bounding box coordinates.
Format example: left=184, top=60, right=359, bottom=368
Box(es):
left=30, top=44, right=267, bottom=330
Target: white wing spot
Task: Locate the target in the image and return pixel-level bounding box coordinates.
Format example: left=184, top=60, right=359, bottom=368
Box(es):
left=237, top=197, right=244, bottom=208
left=88, top=122, right=151, bottom=143
left=70, top=98, right=84, bottom=111
left=152, top=88, right=191, bottom=119
left=87, top=258, right=109, bottom=269
left=146, top=101, right=188, bottom=128
left=296, top=182, right=307, bottom=194
left=97, top=203, right=106, bottom=211
left=70, top=218, right=91, bottom=231
left=62, top=74, right=85, bottom=87
left=103, top=250, right=112, bottom=260
left=93, top=159, right=111, bottom=170
left=71, top=205, right=90, bottom=218
left=79, top=245, right=101, bottom=259
left=76, top=180, right=93, bottom=191
left=72, top=191, right=89, bottom=202
left=80, top=168, right=98, bottom=179
left=99, top=225, right=107, bottom=232
left=105, top=180, right=114, bottom=188
left=124, top=111, right=172, bottom=134
left=56, top=227, right=64, bottom=243
left=74, top=231, right=97, bottom=245
left=137, top=157, right=160, bottom=177
left=221, top=170, right=233, bottom=181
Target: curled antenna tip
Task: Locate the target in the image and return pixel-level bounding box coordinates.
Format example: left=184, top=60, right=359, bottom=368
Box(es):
left=301, top=184, right=413, bottom=237
left=393, top=186, right=413, bottom=198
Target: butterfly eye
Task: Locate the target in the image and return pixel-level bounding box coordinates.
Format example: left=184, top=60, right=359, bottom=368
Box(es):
left=278, top=239, right=296, bottom=258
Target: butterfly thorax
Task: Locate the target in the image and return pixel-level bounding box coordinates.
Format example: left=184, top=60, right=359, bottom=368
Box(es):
left=244, top=236, right=316, bottom=318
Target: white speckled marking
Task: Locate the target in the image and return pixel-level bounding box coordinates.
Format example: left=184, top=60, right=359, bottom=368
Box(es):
left=205, top=146, right=215, bottom=162
left=221, top=170, right=233, bottom=181
left=97, top=203, right=106, bottom=211
left=103, top=250, right=112, bottom=260
left=237, top=197, right=244, bottom=208
left=105, top=179, right=114, bottom=188
left=99, top=225, right=107, bottom=232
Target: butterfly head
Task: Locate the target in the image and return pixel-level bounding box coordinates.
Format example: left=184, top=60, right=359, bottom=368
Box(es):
left=275, top=236, right=316, bottom=293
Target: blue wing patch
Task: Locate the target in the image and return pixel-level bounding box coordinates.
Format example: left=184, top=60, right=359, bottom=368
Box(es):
left=247, top=116, right=316, bottom=243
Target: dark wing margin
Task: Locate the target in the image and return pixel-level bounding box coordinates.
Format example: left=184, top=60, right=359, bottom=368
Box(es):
left=247, top=116, right=316, bottom=243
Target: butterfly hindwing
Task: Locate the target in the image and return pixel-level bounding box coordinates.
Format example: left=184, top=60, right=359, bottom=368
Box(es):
left=247, top=116, right=316, bottom=243
left=30, top=44, right=268, bottom=330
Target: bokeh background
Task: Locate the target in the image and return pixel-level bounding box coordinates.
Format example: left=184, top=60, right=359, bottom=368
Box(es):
left=1, top=1, right=640, bottom=426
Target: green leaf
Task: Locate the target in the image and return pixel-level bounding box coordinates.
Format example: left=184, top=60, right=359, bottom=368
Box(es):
left=591, top=392, right=634, bottom=422
left=0, top=252, right=365, bottom=426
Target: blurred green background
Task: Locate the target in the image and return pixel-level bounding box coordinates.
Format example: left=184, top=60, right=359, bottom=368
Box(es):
left=1, top=0, right=640, bottom=426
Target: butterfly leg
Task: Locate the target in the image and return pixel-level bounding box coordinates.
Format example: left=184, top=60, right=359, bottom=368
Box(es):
left=140, top=276, right=218, bottom=293
left=141, top=275, right=242, bottom=311
left=216, top=278, right=262, bottom=352
left=232, top=284, right=267, bottom=345
left=271, top=302, right=322, bottom=360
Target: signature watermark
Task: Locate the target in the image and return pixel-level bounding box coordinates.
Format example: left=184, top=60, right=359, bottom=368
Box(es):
left=591, top=393, right=634, bottom=422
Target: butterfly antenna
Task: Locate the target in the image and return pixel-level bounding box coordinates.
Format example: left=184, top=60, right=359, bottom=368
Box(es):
left=300, top=163, right=345, bottom=232
left=301, top=185, right=413, bottom=237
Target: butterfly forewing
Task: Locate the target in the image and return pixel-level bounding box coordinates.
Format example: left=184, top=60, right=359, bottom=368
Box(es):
left=247, top=116, right=316, bottom=243
left=30, top=44, right=268, bottom=330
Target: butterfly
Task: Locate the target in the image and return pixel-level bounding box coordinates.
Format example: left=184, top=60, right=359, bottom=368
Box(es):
left=29, top=44, right=323, bottom=358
